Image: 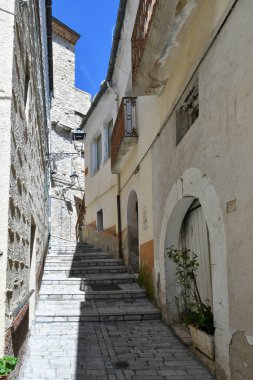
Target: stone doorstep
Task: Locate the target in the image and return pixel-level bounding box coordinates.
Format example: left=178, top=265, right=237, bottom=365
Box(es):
left=171, top=324, right=216, bottom=377
left=171, top=324, right=192, bottom=347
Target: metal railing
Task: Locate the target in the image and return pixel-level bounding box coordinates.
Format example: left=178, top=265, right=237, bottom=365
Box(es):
left=131, top=0, right=158, bottom=83
left=10, top=289, right=34, bottom=317
left=111, top=97, right=137, bottom=171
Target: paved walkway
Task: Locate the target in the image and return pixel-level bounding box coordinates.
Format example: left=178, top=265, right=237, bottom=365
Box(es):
left=18, top=242, right=215, bottom=380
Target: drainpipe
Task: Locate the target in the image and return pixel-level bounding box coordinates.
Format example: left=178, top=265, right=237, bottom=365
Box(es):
left=117, top=182, right=123, bottom=258
left=108, top=82, right=123, bottom=258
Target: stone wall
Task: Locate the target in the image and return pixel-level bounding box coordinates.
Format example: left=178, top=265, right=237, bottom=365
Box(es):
left=50, top=20, right=90, bottom=244
left=0, top=0, right=51, bottom=356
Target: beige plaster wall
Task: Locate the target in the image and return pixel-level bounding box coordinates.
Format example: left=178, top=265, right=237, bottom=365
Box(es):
left=84, top=89, right=118, bottom=245
left=151, top=1, right=253, bottom=377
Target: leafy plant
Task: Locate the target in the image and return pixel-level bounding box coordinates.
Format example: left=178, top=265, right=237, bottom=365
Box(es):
left=181, top=302, right=215, bottom=335
left=0, top=356, right=18, bottom=377
left=166, top=246, right=214, bottom=335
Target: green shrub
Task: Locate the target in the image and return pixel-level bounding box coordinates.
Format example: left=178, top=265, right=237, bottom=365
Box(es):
left=0, top=356, right=18, bottom=377
left=166, top=246, right=214, bottom=335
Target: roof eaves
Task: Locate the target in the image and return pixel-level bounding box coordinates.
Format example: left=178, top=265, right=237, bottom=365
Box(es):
left=52, top=16, right=80, bottom=41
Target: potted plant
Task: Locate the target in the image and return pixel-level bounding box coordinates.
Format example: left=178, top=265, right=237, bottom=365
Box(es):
left=0, top=356, right=18, bottom=379
left=166, top=246, right=215, bottom=360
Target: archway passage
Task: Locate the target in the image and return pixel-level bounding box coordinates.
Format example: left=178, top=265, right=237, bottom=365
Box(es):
left=180, top=199, right=213, bottom=308
left=127, top=190, right=139, bottom=273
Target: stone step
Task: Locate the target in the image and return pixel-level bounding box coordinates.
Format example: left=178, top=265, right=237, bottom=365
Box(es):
left=39, top=283, right=146, bottom=301
left=49, top=247, right=102, bottom=254
left=35, top=299, right=161, bottom=323
left=50, top=243, right=92, bottom=248
left=42, top=273, right=136, bottom=285
left=47, top=252, right=112, bottom=260
left=43, top=265, right=127, bottom=275
left=45, top=258, right=123, bottom=267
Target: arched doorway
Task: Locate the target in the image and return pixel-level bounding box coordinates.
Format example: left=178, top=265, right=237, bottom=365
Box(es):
left=180, top=199, right=213, bottom=309
left=127, top=190, right=139, bottom=273
left=157, top=168, right=230, bottom=377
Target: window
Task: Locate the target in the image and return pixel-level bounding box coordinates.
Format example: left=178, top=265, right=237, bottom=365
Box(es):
left=30, top=219, right=36, bottom=266
left=97, top=209, right=103, bottom=232
left=176, top=78, right=199, bottom=145
left=24, top=65, right=30, bottom=121
left=24, top=73, right=30, bottom=107
left=96, top=134, right=102, bottom=170
left=107, top=119, right=113, bottom=158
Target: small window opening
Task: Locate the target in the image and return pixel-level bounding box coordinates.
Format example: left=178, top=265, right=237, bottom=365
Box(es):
left=24, top=72, right=30, bottom=108
left=30, top=220, right=36, bottom=266
left=97, top=209, right=103, bottom=232
left=176, top=78, right=199, bottom=145
left=96, top=134, right=102, bottom=171
left=107, top=119, right=113, bottom=158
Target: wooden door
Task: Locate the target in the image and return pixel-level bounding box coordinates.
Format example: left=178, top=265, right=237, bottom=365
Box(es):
left=181, top=204, right=213, bottom=308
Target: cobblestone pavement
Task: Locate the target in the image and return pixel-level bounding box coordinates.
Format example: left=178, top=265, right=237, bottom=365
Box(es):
left=18, top=242, right=215, bottom=380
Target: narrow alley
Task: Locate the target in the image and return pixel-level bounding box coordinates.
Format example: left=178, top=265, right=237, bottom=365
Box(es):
left=18, top=241, right=215, bottom=380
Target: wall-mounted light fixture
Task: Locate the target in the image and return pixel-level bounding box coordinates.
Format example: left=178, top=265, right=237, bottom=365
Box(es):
left=72, top=128, right=86, bottom=152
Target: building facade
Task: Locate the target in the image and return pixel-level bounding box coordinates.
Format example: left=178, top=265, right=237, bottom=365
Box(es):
left=50, top=18, right=90, bottom=244
left=81, top=0, right=253, bottom=378
left=0, top=0, right=52, bottom=366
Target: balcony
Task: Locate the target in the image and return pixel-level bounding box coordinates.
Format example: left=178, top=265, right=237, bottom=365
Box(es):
left=111, top=97, right=137, bottom=174
left=131, top=0, right=200, bottom=96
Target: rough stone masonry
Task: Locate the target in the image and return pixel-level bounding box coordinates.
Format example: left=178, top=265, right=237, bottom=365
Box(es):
left=50, top=17, right=90, bottom=244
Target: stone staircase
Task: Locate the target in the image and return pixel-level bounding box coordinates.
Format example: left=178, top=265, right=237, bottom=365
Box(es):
left=37, top=241, right=161, bottom=323
left=19, top=240, right=215, bottom=380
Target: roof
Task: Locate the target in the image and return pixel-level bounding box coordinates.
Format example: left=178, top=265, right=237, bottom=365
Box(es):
left=52, top=17, right=80, bottom=45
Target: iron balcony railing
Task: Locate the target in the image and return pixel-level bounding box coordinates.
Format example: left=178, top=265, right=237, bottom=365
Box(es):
left=111, top=97, right=137, bottom=173
left=131, top=0, right=158, bottom=84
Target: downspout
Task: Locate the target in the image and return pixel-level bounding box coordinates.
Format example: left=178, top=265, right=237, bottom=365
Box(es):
left=117, top=179, right=122, bottom=258
left=108, top=82, right=122, bottom=258
left=45, top=0, right=53, bottom=246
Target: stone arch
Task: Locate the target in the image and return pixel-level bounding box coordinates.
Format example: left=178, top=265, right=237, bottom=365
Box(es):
left=157, top=167, right=231, bottom=377
left=127, top=189, right=139, bottom=273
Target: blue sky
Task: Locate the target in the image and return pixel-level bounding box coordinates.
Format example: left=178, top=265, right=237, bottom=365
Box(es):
left=53, top=0, right=120, bottom=97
